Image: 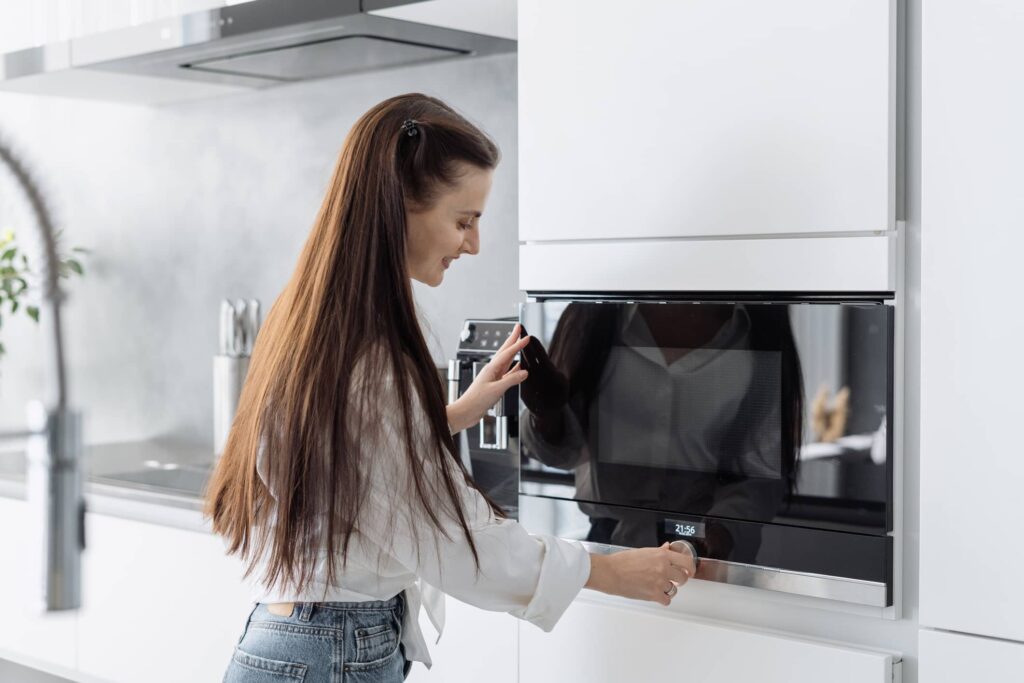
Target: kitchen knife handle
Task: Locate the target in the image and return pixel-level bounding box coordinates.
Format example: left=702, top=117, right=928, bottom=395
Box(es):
left=247, top=299, right=261, bottom=355
left=219, top=299, right=234, bottom=357
left=234, top=298, right=247, bottom=357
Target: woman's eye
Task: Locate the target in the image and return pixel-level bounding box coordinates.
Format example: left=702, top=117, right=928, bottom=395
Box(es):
left=459, top=222, right=473, bottom=230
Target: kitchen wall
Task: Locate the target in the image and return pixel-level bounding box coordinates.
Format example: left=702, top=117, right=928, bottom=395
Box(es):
left=0, top=52, right=519, bottom=446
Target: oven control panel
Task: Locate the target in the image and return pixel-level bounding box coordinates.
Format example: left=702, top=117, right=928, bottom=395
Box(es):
left=457, top=319, right=519, bottom=354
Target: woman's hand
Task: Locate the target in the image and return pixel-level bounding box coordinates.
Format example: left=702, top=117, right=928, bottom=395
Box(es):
left=585, top=543, right=696, bottom=606
left=519, top=332, right=570, bottom=416
left=447, top=324, right=530, bottom=434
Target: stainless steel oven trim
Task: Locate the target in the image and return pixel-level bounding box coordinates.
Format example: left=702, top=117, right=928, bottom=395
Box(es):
left=580, top=540, right=889, bottom=608
left=518, top=492, right=890, bottom=608
left=524, top=291, right=895, bottom=303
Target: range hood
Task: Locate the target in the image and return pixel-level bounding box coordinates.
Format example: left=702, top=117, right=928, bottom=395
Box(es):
left=0, top=0, right=516, bottom=105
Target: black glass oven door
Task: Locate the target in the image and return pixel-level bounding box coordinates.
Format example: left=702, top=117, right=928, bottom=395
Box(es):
left=518, top=300, right=894, bottom=551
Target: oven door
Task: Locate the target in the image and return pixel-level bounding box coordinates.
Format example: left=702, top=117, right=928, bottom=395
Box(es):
left=518, top=296, right=894, bottom=606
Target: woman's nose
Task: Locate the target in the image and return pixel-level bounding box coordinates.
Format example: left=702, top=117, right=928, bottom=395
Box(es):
left=462, top=229, right=480, bottom=255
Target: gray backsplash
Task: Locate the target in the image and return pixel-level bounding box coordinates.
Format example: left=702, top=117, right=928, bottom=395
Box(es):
left=0, top=53, right=519, bottom=447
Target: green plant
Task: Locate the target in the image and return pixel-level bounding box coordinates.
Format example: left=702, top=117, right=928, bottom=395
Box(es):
left=0, top=228, right=87, bottom=359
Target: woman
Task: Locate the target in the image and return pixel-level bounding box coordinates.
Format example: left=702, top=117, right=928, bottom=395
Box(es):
left=207, top=93, right=695, bottom=682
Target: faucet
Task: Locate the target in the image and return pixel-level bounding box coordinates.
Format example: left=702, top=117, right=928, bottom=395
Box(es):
left=0, top=137, right=84, bottom=611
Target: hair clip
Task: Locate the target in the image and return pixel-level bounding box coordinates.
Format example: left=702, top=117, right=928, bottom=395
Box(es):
left=401, top=119, right=420, bottom=138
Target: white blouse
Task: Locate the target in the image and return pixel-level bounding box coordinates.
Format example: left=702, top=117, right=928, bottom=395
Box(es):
left=249, top=359, right=592, bottom=668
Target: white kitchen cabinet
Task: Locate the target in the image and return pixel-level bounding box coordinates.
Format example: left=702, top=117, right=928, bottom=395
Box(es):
left=0, top=1, right=226, bottom=55
left=520, top=234, right=895, bottom=292
left=406, top=597, right=517, bottom=683
left=76, top=512, right=517, bottom=683
left=919, top=629, right=1024, bottom=682
left=0, top=497, right=77, bottom=672
left=518, top=0, right=900, bottom=244
left=919, top=0, right=1024, bottom=643
left=76, top=511, right=253, bottom=683
left=518, top=599, right=898, bottom=683
left=369, top=0, right=516, bottom=41
left=0, top=492, right=515, bottom=683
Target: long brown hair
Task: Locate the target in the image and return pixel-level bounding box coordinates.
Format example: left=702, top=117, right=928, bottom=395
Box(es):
left=205, top=93, right=503, bottom=593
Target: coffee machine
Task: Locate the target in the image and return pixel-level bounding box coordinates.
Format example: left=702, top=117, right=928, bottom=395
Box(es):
left=447, top=317, right=520, bottom=516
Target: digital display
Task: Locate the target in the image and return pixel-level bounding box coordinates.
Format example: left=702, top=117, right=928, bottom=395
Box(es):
left=664, top=518, right=706, bottom=539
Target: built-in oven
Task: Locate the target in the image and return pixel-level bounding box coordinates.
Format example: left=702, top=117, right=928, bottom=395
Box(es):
left=516, top=293, right=894, bottom=608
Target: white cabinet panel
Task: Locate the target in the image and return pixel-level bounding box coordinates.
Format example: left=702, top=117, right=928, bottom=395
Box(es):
left=919, top=0, right=1024, bottom=643
left=0, top=498, right=77, bottom=671
left=406, top=598, right=517, bottom=683
left=519, top=0, right=897, bottom=242
left=0, top=1, right=227, bottom=54
left=518, top=600, right=897, bottom=683
left=370, top=0, right=516, bottom=41
left=76, top=512, right=253, bottom=683
left=920, top=630, right=1024, bottom=682
left=521, top=234, right=894, bottom=292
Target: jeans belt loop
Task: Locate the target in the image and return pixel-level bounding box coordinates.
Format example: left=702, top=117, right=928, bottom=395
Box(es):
left=298, top=602, right=314, bottom=622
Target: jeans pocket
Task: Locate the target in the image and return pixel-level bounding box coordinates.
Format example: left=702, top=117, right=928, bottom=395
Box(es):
left=348, top=611, right=402, bottom=670
left=224, top=648, right=308, bottom=682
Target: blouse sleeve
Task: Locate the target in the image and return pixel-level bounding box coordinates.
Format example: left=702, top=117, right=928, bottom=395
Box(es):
left=355, top=370, right=591, bottom=632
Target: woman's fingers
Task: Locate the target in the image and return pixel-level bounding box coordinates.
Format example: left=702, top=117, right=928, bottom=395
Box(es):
left=668, top=565, right=690, bottom=585
left=499, top=362, right=528, bottom=390
left=497, top=323, right=522, bottom=352
left=489, top=335, right=530, bottom=375
left=503, top=361, right=523, bottom=376
left=658, top=545, right=692, bottom=601
left=667, top=548, right=697, bottom=577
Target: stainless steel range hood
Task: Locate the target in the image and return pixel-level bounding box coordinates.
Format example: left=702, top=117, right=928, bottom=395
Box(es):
left=0, top=0, right=516, bottom=105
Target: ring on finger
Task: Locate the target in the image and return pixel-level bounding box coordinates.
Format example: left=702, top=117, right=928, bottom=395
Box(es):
left=664, top=583, right=678, bottom=598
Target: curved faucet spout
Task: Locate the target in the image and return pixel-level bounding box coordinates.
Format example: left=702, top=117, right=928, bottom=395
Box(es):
left=0, top=135, right=82, bottom=612
left=0, top=140, right=67, bottom=407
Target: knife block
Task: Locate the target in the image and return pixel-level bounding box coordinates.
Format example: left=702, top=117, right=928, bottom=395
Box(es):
left=213, top=355, right=250, bottom=456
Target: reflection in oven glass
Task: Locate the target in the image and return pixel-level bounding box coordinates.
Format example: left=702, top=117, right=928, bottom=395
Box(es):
left=519, top=301, right=891, bottom=563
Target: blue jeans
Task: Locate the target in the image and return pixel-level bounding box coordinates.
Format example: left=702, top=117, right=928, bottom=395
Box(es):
left=224, top=594, right=411, bottom=683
